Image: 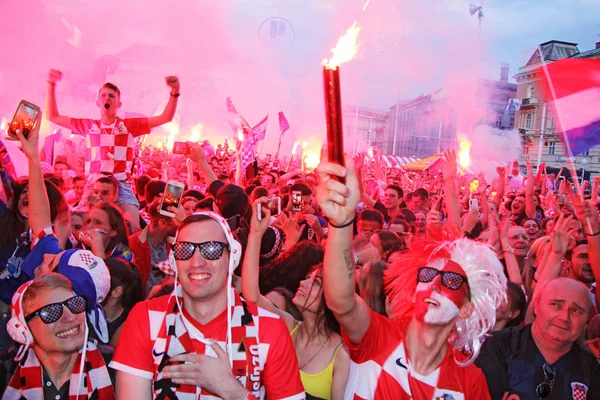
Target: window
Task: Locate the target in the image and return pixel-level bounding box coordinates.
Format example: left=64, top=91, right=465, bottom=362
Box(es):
left=583, top=148, right=590, bottom=156
left=523, top=145, right=530, bottom=154
left=527, top=84, right=535, bottom=98
left=496, top=114, right=503, bottom=128
left=548, top=141, right=556, bottom=155
left=510, top=117, right=515, bottom=128
left=526, top=113, right=533, bottom=129
left=546, top=109, right=554, bottom=130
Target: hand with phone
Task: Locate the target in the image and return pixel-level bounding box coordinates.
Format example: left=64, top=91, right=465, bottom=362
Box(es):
left=250, top=198, right=272, bottom=238
left=7, top=101, right=41, bottom=141
left=160, top=180, right=185, bottom=218
left=14, top=112, right=42, bottom=161
left=257, top=197, right=281, bottom=221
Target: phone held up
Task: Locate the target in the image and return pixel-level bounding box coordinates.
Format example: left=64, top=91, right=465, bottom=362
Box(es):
left=172, top=141, right=190, bottom=155
left=257, top=197, right=281, bottom=221
left=291, top=191, right=302, bottom=213
left=160, top=180, right=185, bottom=218
left=6, top=100, right=40, bottom=140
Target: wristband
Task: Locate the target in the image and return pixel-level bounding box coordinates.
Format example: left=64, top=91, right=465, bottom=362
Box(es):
left=327, top=215, right=356, bottom=229
left=587, top=229, right=600, bottom=237
left=171, top=92, right=180, bottom=97
left=47, top=81, right=56, bottom=86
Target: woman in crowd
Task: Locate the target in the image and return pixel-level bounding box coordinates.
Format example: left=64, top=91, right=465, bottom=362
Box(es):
left=369, top=230, right=403, bottom=260
left=80, top=202, right=133, bottom=262
left=243, top=199, right=350, bottom=399
left=102, top=258, right=144, bottom=346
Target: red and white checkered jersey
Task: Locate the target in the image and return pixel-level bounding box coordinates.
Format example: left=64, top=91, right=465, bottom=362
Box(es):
left=110, top=294, right=304, bottom=400
left=343, top=310, right=491, bottom=400
left=71, top=117, right=150, bottom=181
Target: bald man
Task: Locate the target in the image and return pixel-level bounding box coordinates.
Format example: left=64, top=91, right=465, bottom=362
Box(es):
left=476, top=278, right=599, bottom=399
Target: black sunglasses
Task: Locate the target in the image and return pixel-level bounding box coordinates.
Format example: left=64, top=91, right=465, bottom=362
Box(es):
left=172, top=241, right=229, bottom=261
left=536, top=363, right=555, bottom=399
left=417, top=267, right=468, bottom=291
left=25, top=295, right=87, bottom=324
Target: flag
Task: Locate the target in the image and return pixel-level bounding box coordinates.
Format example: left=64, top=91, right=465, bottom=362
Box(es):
left=539, top=58, right=600, bottom=156
left=276, top=112, right=290, bottom=159
left=226, top=97, right=252, bottom=136
left=279, top=111, right=290, bottom=136
left=251, top=115, right=268, bottom=142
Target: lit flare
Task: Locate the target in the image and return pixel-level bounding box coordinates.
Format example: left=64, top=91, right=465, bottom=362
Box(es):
left=323, top=22, right=361, bottom=68
left=458, top=135, right=472, bottom=170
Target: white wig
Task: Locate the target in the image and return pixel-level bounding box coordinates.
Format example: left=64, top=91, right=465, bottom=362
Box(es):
left=436, top=238, right=507, bottom=366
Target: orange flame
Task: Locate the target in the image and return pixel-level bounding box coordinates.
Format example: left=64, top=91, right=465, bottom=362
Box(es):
left=304, top=152, right=321, bottom=170
left=237, top=129, right=244, bottom=142
left=323, top=21, right=361, bottom=68
left=292, top=141, right=299, bottom=155
left=458, top=134, right=471, bottom=170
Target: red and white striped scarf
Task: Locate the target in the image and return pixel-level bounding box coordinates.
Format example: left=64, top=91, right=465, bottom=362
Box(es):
left=4, top=341, right=114, bottom=400
left=151, top=286, right=262, bottom=399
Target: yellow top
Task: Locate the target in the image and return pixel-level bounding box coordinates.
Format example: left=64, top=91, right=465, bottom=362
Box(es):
left=291, top=322, right=343, bottom=400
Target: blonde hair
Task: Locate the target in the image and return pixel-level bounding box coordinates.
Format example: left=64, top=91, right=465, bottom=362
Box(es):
left=22, top=273, right=73, bottom=315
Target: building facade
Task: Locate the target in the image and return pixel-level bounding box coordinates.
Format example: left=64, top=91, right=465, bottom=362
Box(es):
left=385, top=65, right=517, bottom=158
left=342, top=106, right=388, bottom=154
left=514, top=40, right=600, bottom=178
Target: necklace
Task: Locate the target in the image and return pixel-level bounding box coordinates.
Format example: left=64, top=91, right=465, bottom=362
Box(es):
left=294, top=326, right=330, bottom=370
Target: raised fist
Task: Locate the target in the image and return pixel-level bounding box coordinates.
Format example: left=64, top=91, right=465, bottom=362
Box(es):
left=166, top=76, right=180, bottom=92
left=48, top=69, right=63, bottom=84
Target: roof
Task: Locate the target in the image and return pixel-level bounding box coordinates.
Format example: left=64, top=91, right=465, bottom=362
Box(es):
left=574, top=48, right=600, bottom=59
left=525, top=40, right=580, bottom=66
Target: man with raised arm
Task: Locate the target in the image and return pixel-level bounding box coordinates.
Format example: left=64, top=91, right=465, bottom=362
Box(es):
left=315, top=151, right=507, bottom=399
left=46, top=69, right=180, bottom=231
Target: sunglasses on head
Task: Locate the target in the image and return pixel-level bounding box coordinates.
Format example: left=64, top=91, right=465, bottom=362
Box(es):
left=417, top=267, right=468, bottom=291
left=536, top=363, right=555, bottom=399
left=25, top=295, right=87, bottom=324
left=172, top=241, right=229, bottom=261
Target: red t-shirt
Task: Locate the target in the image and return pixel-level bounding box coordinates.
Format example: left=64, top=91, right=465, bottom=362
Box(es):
left=343, top=310, right=491, bottom=400
left=110, top=294, right=304, bottom=399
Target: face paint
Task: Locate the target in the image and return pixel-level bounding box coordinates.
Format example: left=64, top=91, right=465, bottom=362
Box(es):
left=413, top=259, right=469, bottom=325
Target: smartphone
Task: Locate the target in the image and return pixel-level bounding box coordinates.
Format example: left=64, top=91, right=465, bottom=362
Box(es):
left=172, top=141, right=190, bottom=155
left=469, top=198, right=479, bottom=213
left=227, top=214, right=241, bottom=231
left=291, top=191, right=302, bottom=212
left=257, top=197, right=281, bottom=220
left=6, top=100, right=41, bottom=140
left=160, top=180, right=185, bottom=217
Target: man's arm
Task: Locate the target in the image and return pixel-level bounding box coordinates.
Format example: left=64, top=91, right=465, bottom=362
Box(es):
left=492, top=166, right=506, bottom=207
left=147, top=76, right=180, bottom=129
left=441, top=150, right=462, bottom=233
left=116, top=372, right=152, bottom=399
left=316, top=155, right=372, bottom=345
left=186, top=142, right=217, bottom=185
left=46, top=70, right=73, bottom=129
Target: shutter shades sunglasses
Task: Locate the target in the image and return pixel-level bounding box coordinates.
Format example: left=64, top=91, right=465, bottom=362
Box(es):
left=172, top=241, right=229, bottom=261
left=417, top=267, right=468, bottom=291
left=25, top=295, right=87, bottom=324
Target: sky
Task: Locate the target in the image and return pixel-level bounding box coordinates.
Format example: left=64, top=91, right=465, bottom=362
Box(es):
left=0, top=0, right=598, bottom=160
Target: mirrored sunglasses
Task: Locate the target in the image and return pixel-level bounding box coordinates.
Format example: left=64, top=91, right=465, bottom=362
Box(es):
left=172, top=241, right=228, bottom=261
left=25, top=295, right=87, bottom=324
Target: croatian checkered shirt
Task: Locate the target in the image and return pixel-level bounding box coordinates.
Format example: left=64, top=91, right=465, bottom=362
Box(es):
left=343, top=310, right=491, bottom=399
left=71, top=117, right=150, bottom=181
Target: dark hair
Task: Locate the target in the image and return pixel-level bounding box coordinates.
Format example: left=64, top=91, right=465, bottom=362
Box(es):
left=359, top=260, right=388, bottom=316
left=413, top=187, right=429, bottom=200
left=298, top=264, right=340, bottom=336
left=565, top=239, right=588, bottom=261
left=92, top=203, right=129, bottom=252
left=73, top=175, right=86, bottom=185
left=101, top=82, right=120, bottom=96
left=259, top=241, right=324, bottom=295
left=95, top=176, right=119, bottom=196
left=195, top=197, right=214, bottom=211
left=54, top=160, right=70, bottom=169
left=386, top=184, right=403, bottom=199
left=540, top=217, right=553, bottom=232
left=135, top=175, right=151, bottom=196
left=145, top=180, right=166, bottom=204
left=251, top=186, right=269, bottom=200
left=193, top=172, right=201, bottom=181
left=104, top=258, right=143, bottom=312
left=181, top=189, right=205, bottom=202
left=263, top=174, right=275, bottom=184
left=359, top=209, right=384, bottom=227
left=218, top=173, right=229, bottom=181
left=244, top=185, right=257, bottom=196
left=389, top=218, right=410, bottom=233
left=0, top=178, right=68, bottom=249
left=375, top=231, right=403, bottom=257
left=505, top=281, right=527, bottom=328
left=268, top=287, right=302, bottom=321
left=44, top=173, right=64, bottom=191
left=290, top=182, right=312, bottom=196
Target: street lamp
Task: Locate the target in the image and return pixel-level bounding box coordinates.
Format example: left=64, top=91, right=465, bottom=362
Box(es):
left=469, top=4, right=484, bottom=19
left=581, top=158, right=588, bottom=186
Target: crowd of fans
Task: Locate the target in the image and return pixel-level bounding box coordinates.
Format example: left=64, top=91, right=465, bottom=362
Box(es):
left=0, top=71, right=599, bottom=400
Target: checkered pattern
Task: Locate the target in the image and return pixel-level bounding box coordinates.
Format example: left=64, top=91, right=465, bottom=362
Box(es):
left=572, top=382, right=588, bottom=400
left=344, top=312, right=488, bottom=399
left=149, top=287, right=263, bottom=399
left=71, top=117, right=150, bottom=181
left=5, top=341, right=114, bottom=400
